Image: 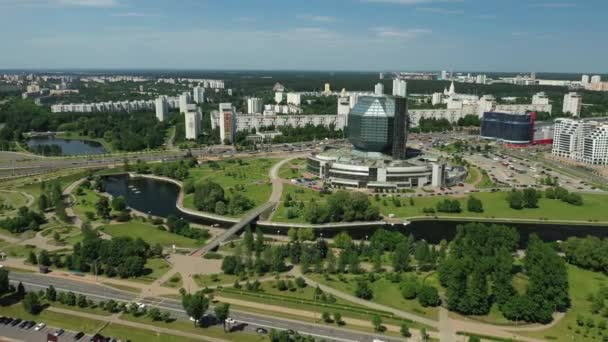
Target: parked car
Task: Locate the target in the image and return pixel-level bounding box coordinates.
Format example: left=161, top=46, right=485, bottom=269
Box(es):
left=10, top=318, right=22, bottom=327
left=34, top=322, right=46, bottom=331
left=74, top=331, right=85, bottom=340
left=256, top=327, right=268, bottom=334
left=53, top=328, right=65, bottom=336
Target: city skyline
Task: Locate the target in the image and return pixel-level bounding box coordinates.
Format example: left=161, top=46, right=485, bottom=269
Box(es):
left=1, top=0, right=607, bottom=72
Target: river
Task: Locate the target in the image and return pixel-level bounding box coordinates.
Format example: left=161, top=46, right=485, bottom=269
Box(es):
left=103, top=174, right=608, bottom=246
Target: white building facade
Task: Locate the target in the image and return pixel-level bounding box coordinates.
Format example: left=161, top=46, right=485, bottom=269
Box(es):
left=563, top=92, right=582, bottom=116
left=552, top=118, right=608, bottom=165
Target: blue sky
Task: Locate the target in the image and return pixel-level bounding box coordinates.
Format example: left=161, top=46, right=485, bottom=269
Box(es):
left=1, top=0, right=606, bottom=72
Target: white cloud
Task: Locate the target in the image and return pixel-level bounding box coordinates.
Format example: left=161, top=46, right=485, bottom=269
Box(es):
left=371, top=27, right=432, bottom=38
left=416, top=6, right=464, bottom=14
left=298, top=15, right=337, bottom=23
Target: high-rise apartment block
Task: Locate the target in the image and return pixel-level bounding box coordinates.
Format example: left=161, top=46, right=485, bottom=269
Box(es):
left=532, top=92, right=550, bottom=105
left=286, top=93, right=301, bottom=106
left=193, top=86, right=205, bottom=104
left=582, top=75, right=590, bottom=84
left=247, top=97, right=263, bottom=114
left=219, top=103, right=237, bottom=144
left=179, top=92, right=191, bottom=114
left=185, top=104, right=202, bottom=140
left=563, top=92, right=582, bottom=116
left=155, top=96, right=169, bottom=122
left=392, top=79, right=407, bottom=97
left=552, top=118, right=608, bottom=165
left=591, top=75, right=602, bottom=84
left=274, top=92, right=284, bottom=104
left=374, top=83, right=384, bottom=96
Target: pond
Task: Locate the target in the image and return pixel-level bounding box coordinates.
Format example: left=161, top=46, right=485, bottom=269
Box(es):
left=26, top=136, right=107, bottom=156
left=103, top=174, right=608, bottom=246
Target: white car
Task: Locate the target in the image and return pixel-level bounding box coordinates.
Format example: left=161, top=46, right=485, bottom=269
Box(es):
left=34, top=322, right=46, bottom=331
left=225, top=317, right=236, bottom=325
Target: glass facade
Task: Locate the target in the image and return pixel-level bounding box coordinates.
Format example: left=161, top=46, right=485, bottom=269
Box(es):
left=481, top=112, right=534, bottom=144
left=347, top=96, right=396, bottom=153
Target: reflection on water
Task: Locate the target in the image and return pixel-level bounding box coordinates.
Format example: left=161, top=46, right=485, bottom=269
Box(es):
left=103, top=174, right=608, bottom=246
left=26, top=136, right=107, bottom=156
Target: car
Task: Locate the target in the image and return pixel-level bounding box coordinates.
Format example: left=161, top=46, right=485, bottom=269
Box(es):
left=25, top=321, right=36, bottom=329
left=256, top=327, right=268, bottom=334
left=18, top=320, right=29, bottom=328
left=286, top=329, right=296, bottom=335
left=54, top=328, right=65, bottom=336
left=89, top=333, right=104, bottom=341
left=34, top=322, right=46, bottom=331
left=11, top=318, right=22, bottom=326
left=225, top=317, right=236, bottom=325
left=4, top=318, right=13, bottom=325
left=74, top=331, right=85, bottom=340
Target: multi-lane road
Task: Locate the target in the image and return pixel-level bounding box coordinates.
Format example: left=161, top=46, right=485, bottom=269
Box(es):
left=8, top=271, right=406, bottom=342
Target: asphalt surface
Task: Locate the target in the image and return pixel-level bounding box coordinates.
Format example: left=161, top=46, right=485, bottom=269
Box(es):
left=8, top=272, right=406, bottom=342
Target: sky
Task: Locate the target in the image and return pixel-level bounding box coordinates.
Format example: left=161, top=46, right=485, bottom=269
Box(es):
left=1, top=0, right=606, bottom=73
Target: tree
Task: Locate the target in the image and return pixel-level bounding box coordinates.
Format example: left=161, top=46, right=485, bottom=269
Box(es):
left=287, top=227, right=298, bottom=242
left=400, top=323, right=411, bottom=337
left=468, top=337, right=481, bottom=342
left=45, top=285, right=57, bottom=302
left=111, top=196, right=127, bottom=212
left=27, top=251, right=38, bottom=265
left=95, top=197, right=111, bottom=219
left=182, top=291, right=210, bottom=326
left=0, top=268, right=9, bottom=295
left=295, top=277, right=306, bottom=288
left=322, top=311, right=331, bottom=323
left=38, top=194, right=49, bottom=212
left=507, top=190, right=524, bottom=209
left=23, top=292, right=41, bottom=314
left=401, top=276, right=419, bottom=299
left=467, top=196, right=484, bottom=213
left=193, top=181, right=225, bottom=213
left=77, top=294, right=88, bottom=308
left=214, top=303, right=231, bottom=332
left=393, top=241, right=410, bottom=272
left=523, top=188, right=539, bottom=208
left=371, top=314, right=383, bottom=332
left=297, top=227, right=314, bottom=242
left=354, top=280, right=373, bottom=300
left=333, top=232, right=352, bottom=249
left=17, top=281, right=25, bottom=297
left=38, top=250, right=51, bottom=267
left=333, top=312, right=343, bottom=325
left=243, top=226, right=254, bottom=254
left=418, top=285, right=441, bottom=307
left=254, top=229, right=265, bottom=256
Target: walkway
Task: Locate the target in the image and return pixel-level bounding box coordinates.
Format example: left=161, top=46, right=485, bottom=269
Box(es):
left=190, top=155, right=306, bottom=257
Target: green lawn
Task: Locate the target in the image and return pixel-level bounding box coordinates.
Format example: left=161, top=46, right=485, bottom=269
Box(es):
left=132, top=258, right=171, bottom=284
left=0, top=299, right=105, bottom=334
left=122, top=313, right=268, bottom=342
left=376, top=191, right=608, bottom=222
left=308, top=273, right=439, bottom=320
left=0, top=191, right=28, bottom=217
left=271, top=184, right=327, bottom=223
left=0, top=239, right=40, bottom=258
left=162, top=272, right=183, bottom=288
left=464, top=167, right=480, bottom=185
left=72, top=188, right=100, bottom=220
left=102, top=322, right=201, bottom=342
left=183, top=158, right=277, bottom=217
left=278, top=158, right=308, bottom=179
left=193, top=273, right=243, bottom=287
left=100, top=222, right=202, bottom=248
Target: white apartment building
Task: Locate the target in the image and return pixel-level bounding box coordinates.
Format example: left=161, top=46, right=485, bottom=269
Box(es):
left=179, top=92, right=192, bottom=114
left=374, top=83, right=384, bottom=96
left=591, top=75, right=602, bottom=84
left=476, top=74, right=487, bottom=84
left=184, top=105, right=202, bottom=140
left=193, top=86, right=205, bottom=104
left=219, top=103, right=237, bottom=144
left=431, top=93, right=443, bottom=106
left=155, top=96, right=169, bottom=122
left=286, top=93, right=302, bottom=106
left=532, top=92, right=550, bottom=105
left=211, top=112, right=348, bottom=133
left=392, top=79, right=407, bottom=97
left=246, top=97, right=263, bottom=114
left=582, top=75, right=590, bottom=84
left=563, top=92, right=582, bottom=116
left=552, top=118, right=608, bottom=165
left=275, top=92, right=284, bottom=104
left=51, top=100, right=155, bottom=113
left=337, top=96, right=351, bottom=116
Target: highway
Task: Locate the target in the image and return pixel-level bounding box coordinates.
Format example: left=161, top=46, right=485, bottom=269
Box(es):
left=8, top=271, right=406, bottom=342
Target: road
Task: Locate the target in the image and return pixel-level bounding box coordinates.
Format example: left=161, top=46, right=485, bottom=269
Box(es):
left=8, top=271, right=407, bottom=342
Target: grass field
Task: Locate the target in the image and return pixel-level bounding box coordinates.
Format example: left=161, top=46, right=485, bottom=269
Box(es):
left=72, top=188, right=100, bottom=220
left=193, top=273, right=243, bottom=287
left=464, top=167, right=480, bottom=185
left=0, top=299, right=105, bottom=334
left=278, top=158, right=308, bottom=179
left=376, top=191, right=608, bottom=222
left=99, top=222, right=202, bottom=248
left=122, top=313, right=268, bottom=342
left=522, top=265, right=608, bottom=341
left=162, top=272, right=183, bottom=288
left=0, top=191, right=28, bottom=217
left=132, top=258, right=171, bottom=284
left=0, top=239, right=40, bottom=258
left=271, top=184, right=327, bottom=223
left=14, top=170, right=89, bottom=198
left=183, top=158, right=277, bottom=217
left=308, top=273, right=439, bottom=320
left=102, top=323, right=201, bottom=342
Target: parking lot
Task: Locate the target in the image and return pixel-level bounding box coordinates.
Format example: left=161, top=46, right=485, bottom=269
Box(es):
left=0, top=316, right=101, bottom=342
